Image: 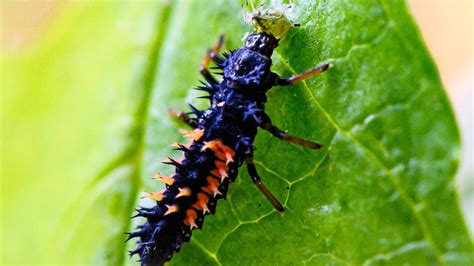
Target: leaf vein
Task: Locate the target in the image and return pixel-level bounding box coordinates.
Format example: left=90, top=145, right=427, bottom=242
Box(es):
left=361, top=240, right=428, bottom=265
left=275, top=36, right=445, bottom=265
left=191, top=238, right=222, bottom=266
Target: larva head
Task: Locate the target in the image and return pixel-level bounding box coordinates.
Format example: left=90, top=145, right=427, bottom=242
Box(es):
left=243, top=33, right=278, bottom=57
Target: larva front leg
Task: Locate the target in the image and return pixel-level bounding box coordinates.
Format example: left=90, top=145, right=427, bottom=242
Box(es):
left=275, top=62, right=330, bottom=86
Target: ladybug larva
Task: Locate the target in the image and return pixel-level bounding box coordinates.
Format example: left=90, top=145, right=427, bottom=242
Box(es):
left=128, top=8, right=330, bottom=265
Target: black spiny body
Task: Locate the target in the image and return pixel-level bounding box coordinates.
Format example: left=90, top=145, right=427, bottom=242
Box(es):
left=128, top=32, right=330, bottom=265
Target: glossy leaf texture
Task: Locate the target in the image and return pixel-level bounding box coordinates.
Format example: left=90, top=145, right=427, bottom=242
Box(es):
left=2, top=0, right=473, bottom=265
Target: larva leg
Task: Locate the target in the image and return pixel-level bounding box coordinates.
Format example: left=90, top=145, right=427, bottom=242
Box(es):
left=200, top=35, right=225, bottom=84
left=245, top=154, right=285, bottom=212
left=275, top=62, right=330, bottom=86
left=168, top=109, right=197, bottom=128
left=258, top=113, right=323, bottom=150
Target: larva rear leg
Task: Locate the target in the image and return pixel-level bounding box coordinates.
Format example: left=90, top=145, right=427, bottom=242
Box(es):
left=258, top=113, right=323, bottom=150
left=199, top=35, right=225, bottom=84
left=245, top=153, right=285, bottom=212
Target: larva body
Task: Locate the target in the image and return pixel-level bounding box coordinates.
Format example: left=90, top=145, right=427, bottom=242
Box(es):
left=129, top=31, right=329, bottom=265
left=129, top=33, right=279, bottom=265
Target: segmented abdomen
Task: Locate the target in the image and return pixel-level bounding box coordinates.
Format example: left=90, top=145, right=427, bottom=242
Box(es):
left=129, top=127, right=240, bottom=265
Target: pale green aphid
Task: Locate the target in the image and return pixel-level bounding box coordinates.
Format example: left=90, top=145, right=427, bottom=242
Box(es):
left=245, top=7, right=295, bottom=39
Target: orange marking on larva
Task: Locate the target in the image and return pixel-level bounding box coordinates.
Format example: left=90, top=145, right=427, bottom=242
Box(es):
left=213, top=150, right=234, bottom=165
left=192, top=193, right=210, bottom=214
left=183, top=209, right=198, bottom=230
left=179, top=128, right=204, bottom=141
left=175, top=187, right=192, bottom=198
left=202, top=176, right=222, bottom=197
left=211, top=169, right=228, bottom=182
left=202, top=140, right=235, bottom=165
left=164, top=204, right=179, bottom=216
left=219, top=144, right=235, bottom=156
left=201, top=140, right=221, bottom=152
left=153, top=173, right=175, bottom=186
left=214, top=151, right=233, bottom=166
left=224, top=152, right=234, bottom=165
left=218, top=145, right=235, bottom=164
left=215, top=160, right=228, bottom=173
left=143, top=190, right=166, bottom=201
left=212, top=149, right=227, bottom=161
left=193, top=128, right=205, bottom=140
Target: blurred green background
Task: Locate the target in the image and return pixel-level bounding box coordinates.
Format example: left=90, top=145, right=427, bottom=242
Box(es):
left=2, top=1, right=168, bottom=263
left=1, top=0, right=473, bottom=265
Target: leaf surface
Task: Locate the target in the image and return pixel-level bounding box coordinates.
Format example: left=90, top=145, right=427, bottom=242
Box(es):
left=2, top=0, right=472, bottom=265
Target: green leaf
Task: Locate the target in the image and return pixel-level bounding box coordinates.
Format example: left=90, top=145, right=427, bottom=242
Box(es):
left=2, top=0, right=473, bottom=265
